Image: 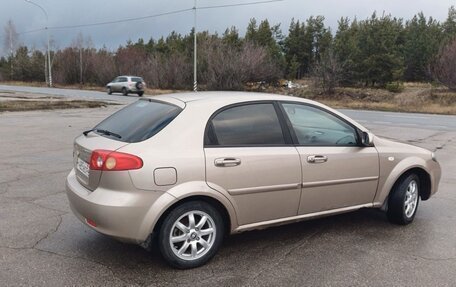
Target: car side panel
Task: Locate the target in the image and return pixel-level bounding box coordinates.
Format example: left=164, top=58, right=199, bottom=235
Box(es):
left=373, top=137, right=441, bottom=205
left=205, top=147, right=302, bottom=225
left=297, top=146, right=379, bottom=214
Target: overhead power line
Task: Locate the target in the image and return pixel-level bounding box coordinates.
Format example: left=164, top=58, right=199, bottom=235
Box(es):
left=19, top=27, right=46, bottom=35
left=49, top=8, right=194, bottom=30
left=13, top=0, right=284, bottom=34
left=198, top=0, right=283, bottom=10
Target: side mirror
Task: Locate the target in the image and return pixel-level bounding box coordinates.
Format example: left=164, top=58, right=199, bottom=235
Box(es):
left=361, top=131, right=374, bottom=147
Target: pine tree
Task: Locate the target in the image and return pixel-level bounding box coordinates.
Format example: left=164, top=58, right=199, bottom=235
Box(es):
left=403, top=13, right=443, bottom=81
left=443, top=6, right=456, bottom=40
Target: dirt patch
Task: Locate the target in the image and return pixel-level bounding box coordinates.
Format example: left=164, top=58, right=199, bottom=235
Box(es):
left=0, top=100, right=109, bottom=112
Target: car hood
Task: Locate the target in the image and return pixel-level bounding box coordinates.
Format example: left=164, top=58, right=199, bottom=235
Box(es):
left=373, top=135, right=432, bottom=158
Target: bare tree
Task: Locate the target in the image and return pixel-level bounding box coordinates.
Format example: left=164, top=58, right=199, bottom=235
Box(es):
left=3, top=19, right=19, bottom=79
left=201, top=39, right=281, bottom=90
left=312, top=49, right=343, bottom=95
left=432, top=38, right=456, bottom=91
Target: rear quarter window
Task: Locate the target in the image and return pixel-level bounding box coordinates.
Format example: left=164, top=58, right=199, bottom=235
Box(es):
left=94, top=100, right=182, bottom=143
left=131, top=77, right=143, bottom=82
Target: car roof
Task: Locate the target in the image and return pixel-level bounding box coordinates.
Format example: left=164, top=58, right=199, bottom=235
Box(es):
left=152, top=91, right=368, bottom=132
left=160, top=91, right=307, bottom=104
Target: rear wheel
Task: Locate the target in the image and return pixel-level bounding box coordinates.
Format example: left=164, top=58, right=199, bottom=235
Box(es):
left=158, top=201, right=224, bottom=269
left=387, top=173, right=420, bottom=225
left=138, top=91, right=144, bottom=97
left=121, top=87, right=128, bottom=96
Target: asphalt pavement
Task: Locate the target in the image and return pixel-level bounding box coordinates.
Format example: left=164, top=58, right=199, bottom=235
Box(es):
left=0, top=86, right=455, bottom=286
left=0, top=84, right=135, bottom=104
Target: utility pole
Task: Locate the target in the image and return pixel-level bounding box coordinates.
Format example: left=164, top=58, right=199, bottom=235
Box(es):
left=46, top=26, right=52, bottom=87
left=25, top=0, right=52, bottom=87
left=193, top=0, right=197, bottom=92
left=79, top=46, right=83, bottom=85
left=9, top=27, right=13, bottom=80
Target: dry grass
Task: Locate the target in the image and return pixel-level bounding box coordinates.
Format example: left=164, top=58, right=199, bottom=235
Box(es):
left=0, top=100, right=108, bottom=112
left=290, top=82, right=456, bottom=115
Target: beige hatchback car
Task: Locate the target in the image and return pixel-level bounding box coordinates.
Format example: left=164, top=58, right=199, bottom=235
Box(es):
left=66, top=92, right=441, bottom=268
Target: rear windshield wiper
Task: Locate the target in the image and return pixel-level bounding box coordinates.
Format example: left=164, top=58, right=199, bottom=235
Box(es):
left=83, top=128, right=122, bottom=139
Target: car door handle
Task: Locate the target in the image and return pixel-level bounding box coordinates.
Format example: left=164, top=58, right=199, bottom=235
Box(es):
left=214, top=158, right=241, bottom=167
left=307, top=155, right=328, bottom=164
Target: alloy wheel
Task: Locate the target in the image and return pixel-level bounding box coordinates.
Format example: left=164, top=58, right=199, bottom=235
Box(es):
left=169, top=210, right=216, bottom=261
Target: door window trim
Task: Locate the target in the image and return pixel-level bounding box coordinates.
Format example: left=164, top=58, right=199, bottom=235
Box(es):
left=204, top=100, right=363, bottom=148
left=277, top=101, right=362, bottom=147
left=204, top=101, right=294, bottom=148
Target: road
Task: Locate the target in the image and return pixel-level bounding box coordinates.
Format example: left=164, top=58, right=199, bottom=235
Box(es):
left=2, top=84, right=455, bottom=131
left=0, top=84, right=135, bottom=104
left=341, top=109, right=456, bottom=132
left=0, top=86, right=455, bottom=286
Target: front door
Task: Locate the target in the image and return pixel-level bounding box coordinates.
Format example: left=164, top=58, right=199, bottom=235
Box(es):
left=279, top=102, right=379, bottom=214
left=204, top=103, right=302, bottom=225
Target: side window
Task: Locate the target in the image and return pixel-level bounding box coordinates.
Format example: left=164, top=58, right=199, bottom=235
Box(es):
left=120, top=77, right=127, bottom=82
left=281, top=103, right=358, bottom=146
left=207, top=103, right=286, bottom=146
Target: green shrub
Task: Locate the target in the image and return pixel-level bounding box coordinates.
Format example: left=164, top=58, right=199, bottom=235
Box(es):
left=385, top=82, right=404, bottom=93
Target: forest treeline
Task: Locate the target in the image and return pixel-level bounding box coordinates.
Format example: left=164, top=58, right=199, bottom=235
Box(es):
left=1, top=7, right=456, bottom=91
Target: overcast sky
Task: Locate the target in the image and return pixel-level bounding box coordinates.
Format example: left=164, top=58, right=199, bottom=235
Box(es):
left=0, top=0, right=454, bottom=55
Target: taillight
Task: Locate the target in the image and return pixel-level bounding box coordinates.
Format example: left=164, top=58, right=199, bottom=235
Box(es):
left=89, top=150, right=143, bottom=171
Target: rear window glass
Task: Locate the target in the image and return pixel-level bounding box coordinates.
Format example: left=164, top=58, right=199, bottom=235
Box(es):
left=131, top=77, right=143, bottom=82
left=94, top=100, right=182, bottom=143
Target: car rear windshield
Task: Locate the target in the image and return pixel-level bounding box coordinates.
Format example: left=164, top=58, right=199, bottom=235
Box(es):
left=131, top=77, right=143, bottom=82
left=93, top=100, right=182, bottom=143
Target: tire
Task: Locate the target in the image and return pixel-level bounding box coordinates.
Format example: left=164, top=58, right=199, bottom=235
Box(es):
left=121, top=87, right=128, bottom=96
left=138, top=91, right=144, bottom=97
left=387, top=173, right=420, bottom=225
left=158, top=201, right=224, bottom=269
left=107, top=87, right=112, bottom=95
left=135, top=81, right=144, bottom=90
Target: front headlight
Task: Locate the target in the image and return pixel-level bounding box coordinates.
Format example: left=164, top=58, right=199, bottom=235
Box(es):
left=431, top=152, right=437, bottom=162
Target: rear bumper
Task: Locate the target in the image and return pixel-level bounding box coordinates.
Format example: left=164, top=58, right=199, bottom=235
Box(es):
left=128, top=88, right=144, bottom=93
left=65, top=169, right=163, bottom=244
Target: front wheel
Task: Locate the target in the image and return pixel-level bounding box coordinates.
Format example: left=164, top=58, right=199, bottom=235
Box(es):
left=107, top=87, right=112, bottom=95
left=121, top=87, right=128, bottom=96
left=387, top=173, right=420, bottom=225
left=158, top=201, right=224, bottom=269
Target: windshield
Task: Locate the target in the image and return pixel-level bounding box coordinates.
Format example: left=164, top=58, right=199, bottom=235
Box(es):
left=131, top=77, right=143, bottom=82
left=93, top=100, right=182, bottom=143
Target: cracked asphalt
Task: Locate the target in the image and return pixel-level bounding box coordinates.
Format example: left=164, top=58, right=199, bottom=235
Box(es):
left=0, top=105, right=455, bottom=286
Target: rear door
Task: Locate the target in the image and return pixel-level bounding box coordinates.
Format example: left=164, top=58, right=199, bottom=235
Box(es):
left=118, top=77, right=128, bottom=91
left=111, top=77, right=120, bottom=92
left=204, top=102, right=302, bottom=225
left=279, top=102, right=379, bottom=214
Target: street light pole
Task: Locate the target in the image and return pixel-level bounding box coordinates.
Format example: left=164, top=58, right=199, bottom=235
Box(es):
left=193, top=0, right=197, bottom=92
left=25, top=0, right=52, bottom=87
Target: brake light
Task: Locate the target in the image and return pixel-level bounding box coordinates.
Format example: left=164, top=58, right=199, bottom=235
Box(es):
left=89, top=149, right=143, bottom=171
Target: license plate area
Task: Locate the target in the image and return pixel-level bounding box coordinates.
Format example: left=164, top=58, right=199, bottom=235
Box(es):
left=77, top=158, right=90, bottom=178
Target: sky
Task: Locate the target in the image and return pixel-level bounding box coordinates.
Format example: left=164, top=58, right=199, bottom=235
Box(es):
left=0, top=0, right=454, bottom=55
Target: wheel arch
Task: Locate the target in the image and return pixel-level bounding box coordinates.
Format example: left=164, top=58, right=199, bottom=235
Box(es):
left=137, top=181, right=238, bottom=243
left=377, top=163, right=432, bottom=206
